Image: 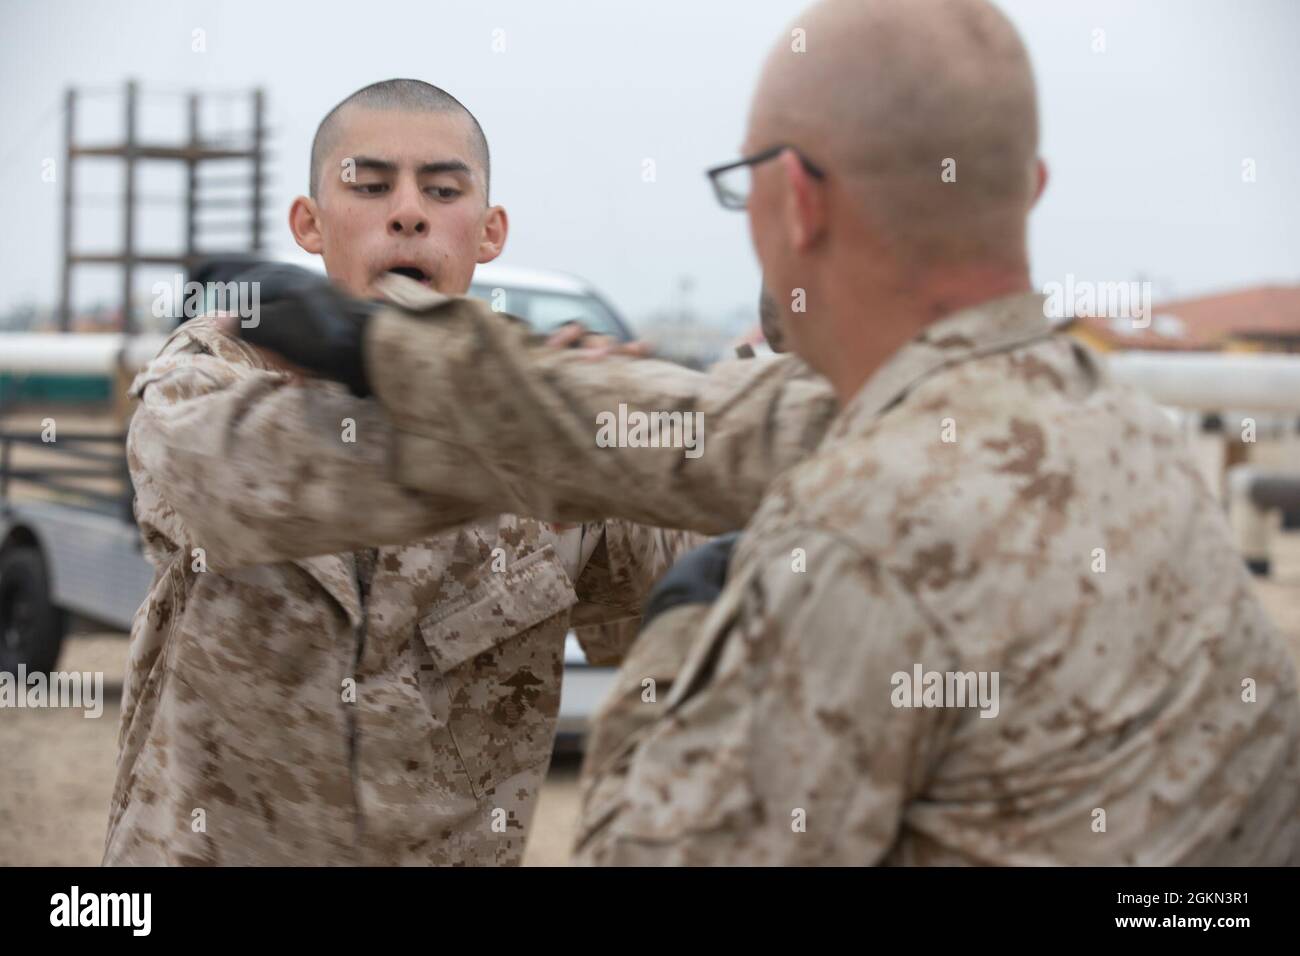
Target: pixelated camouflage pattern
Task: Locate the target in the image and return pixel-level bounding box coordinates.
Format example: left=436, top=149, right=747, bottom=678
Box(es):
left=568, top=292, right=1300, bottom=865
left=105, top=315, right=697, bottom=866
left=364, top=275, right=840, bottom=536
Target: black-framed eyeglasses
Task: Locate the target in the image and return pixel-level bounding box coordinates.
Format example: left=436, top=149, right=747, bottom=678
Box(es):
left=705, top=145, right=826, bottom=210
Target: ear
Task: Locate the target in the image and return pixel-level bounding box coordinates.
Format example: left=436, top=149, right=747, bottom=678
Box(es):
left=289, top=196, right=324, bottom=255
left=477, top=205, right=509, bottom=264
left=779, top=149, right=827, bottom=253
left=1031, top=158, right=1049, bottom=206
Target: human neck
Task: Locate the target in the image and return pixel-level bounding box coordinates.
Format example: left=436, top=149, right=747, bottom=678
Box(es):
left=817, top=258, right=1034, bottom=405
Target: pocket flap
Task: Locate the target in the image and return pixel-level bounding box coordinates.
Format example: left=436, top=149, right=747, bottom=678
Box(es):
left=417, top=545, right=577, bottom=673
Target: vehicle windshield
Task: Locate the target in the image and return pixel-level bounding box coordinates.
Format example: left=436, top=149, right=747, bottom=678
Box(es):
left=467, top=285, right=625, bottom=340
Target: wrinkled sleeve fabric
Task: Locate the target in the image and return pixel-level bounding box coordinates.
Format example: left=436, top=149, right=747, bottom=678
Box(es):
left=364, top=297, right=838, bottom=534
left=128, top=322, right=483, bottom=570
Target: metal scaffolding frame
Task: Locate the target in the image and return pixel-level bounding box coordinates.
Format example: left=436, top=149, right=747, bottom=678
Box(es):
left=57, top=80, right=270, bottom=332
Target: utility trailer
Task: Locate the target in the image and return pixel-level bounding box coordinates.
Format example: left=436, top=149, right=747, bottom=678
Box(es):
left=0, top=428, right=152, bottom=674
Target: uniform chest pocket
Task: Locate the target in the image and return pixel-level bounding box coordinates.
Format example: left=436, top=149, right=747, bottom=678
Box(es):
left=417, top=546, right=577, bottom=799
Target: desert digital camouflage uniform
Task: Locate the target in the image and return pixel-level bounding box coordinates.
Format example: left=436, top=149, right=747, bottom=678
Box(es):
left=104, top=312, right=708, bottom=866
left=359, top=275, right=839, bottom=536
left=352, top=287, right=1300, bottom=865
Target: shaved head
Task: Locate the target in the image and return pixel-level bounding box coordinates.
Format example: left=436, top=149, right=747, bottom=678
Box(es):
left=310, top=78, right=490, bottom=200
left=743, top=0, right=1045, bottom=401
left=750, top=0, right=1039, bottom=264
left=291, top=77, right=507, bottom=301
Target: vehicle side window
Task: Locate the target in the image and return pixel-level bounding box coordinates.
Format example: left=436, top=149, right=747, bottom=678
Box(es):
left=468, top=285, right=620, bottom=339
left=468, top=283, right=519, bottom=317
left=526, top=292, right=618, bottom=338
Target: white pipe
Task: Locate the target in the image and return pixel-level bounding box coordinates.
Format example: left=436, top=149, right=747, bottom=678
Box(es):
left=0, top=333, right=167, bottom=374
left=1105, top=351, right=1300, bottom=413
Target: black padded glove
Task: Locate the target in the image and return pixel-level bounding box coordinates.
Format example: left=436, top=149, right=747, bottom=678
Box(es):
left=194, top=258, right=378, bottom=397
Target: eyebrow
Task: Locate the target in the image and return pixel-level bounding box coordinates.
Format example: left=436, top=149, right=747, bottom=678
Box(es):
left=351, top=156, right=473, bottom=177
left=418, top=160, right=472, bottom=177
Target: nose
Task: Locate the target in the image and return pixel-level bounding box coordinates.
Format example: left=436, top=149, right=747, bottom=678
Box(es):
left=387, top=181, right=428, bottom=236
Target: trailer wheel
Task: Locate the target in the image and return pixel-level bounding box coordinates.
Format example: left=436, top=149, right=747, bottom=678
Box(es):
left=0, top=546, right=67, bottom=676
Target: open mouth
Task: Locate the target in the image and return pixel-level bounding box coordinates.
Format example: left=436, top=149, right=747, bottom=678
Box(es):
left=387, top=266, right=430, bottom=283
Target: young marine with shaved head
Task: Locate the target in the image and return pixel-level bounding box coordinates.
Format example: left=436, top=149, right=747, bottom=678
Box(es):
left=107, top=79, right=837, bottom=866
left=297, top=82, right=499, bottom=301
left=229, top=0, right=1300, bottom=865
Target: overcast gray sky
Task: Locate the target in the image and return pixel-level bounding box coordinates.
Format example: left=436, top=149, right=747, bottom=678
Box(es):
left=1, top=0, right=1297, bottom=326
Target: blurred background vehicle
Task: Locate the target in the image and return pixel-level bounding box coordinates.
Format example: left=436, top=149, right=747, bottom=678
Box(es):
left=470, top=263, right=635, bottom=342
left=273, top=249, right=639, bottom=343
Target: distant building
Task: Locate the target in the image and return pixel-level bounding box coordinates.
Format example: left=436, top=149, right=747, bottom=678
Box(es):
left=1071, top=285, right=1300, bottom=354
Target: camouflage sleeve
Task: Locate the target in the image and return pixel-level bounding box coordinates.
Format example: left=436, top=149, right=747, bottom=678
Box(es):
left=363, top=295, right=837, bottom=535
left=571, top=527, right=956, bottom=866
left=128, top=325, right=483, bottom=570
left=569, top=523, right=708, bottom=665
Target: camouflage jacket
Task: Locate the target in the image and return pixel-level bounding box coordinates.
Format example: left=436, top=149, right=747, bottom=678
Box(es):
left=105, top=315, right=699, bottom=866
left=573, top=293, right=1300, bottom=865
left=354, top=287, right=1300, bottom=865
left=361, top=275, right=840, bottom=536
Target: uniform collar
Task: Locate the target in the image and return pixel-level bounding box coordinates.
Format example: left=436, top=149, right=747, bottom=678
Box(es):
left=831, top=291, right=1054, bottom=437
left=298, top=553, right=363, bottom=628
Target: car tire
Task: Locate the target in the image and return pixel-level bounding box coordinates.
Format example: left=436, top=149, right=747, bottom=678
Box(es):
left=0, top=546, right=66, bottom=676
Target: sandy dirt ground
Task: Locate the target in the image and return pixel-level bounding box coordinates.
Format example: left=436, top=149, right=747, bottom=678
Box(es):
left=0, top=628, right=584, bottom=866
left=1, top=407, right=1297, bottom=866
